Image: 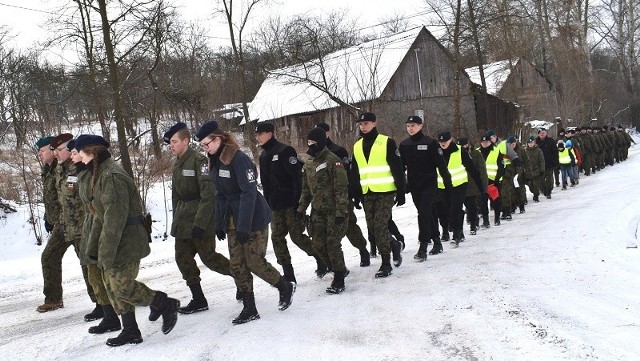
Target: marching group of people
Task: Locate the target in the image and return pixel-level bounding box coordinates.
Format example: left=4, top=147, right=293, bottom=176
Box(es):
left=33, top=112, right=634, bottom=346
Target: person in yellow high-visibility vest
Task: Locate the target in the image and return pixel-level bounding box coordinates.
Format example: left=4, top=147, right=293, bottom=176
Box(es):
left=434, top=131, right=485, bottom=247
left=351, top=112, right=405, bottom=278
left=478, top=134, right=505, bottom=226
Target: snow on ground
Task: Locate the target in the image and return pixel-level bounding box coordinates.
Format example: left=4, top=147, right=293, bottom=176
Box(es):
left=1, top=145, right=639, bottom=361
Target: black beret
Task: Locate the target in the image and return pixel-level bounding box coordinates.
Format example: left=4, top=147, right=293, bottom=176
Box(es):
left=457, top=137, right=468, bottom=146
left=66, top=139, right=77, bottom=151
left=35, top=136, right=54, bottom=149
left=315, top=122, right=330, bottom=132
left=486, top=129, right=496, bottom=137
left=538, top=127, right=547, bottom=133
left=307, top=127, right=326, bottom=142
left=480, top=135, right=491, bottom=142
left=194, top=120, right=219, bottom=142
left=163, top=122, right=188, bottom=144
left=527, top=136, right=536, bottom=143
left=75, top=135, right=109, bottom=151
left=505, top=135, right=517, bottom=144
left=406, top=116, right=422, bottom=124
left=437, top=131, right=452, bottom=142
left=255, top=122, right=275, bottom=133
left=50, top=133, right=73, bottom=150
left=357, top=112, right=376, bottom=122
left=559, top=128, right=565, bottom=133
left=609, top=126, right=616, bottom=131
left=576, top=127, right=582, bottom=132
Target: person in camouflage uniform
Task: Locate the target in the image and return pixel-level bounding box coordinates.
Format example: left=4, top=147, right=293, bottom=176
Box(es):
left=77, top=135, right=180, bottom=347
left=610, top=126, right=623, bottom=163
left=48, top=134, right=102, bottom=322
left=460, top=138, right=485, bottom=236
left=535, top=128, right=558, bottom=199
left=195, top=121, right=294, bottom=325
left=315, top=122, right=371, bottom=267
left=513, top=139, right=528, bottom=213
left=617, top=125, right=635, bottom=160
left=498, top=136, right=519, bottom=220
left=297, top=128, right=349, bottom=294
left=576, top=127, right=592, bottom=176
left=255, top=122, right=322, bottom=283
left=351, top=113, right=406, bottom=278
left=163, top=122, right=233, bottom=315
left=36, top=136, right=66, bottom=313
left=524, top=136, right=545, bottom=202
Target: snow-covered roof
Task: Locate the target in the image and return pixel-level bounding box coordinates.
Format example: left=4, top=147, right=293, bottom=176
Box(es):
left=524, top=120, right=555, bottom=129
left=465, top=59, right=514, bottom=96
left=248, top=27, right=424, bottom=122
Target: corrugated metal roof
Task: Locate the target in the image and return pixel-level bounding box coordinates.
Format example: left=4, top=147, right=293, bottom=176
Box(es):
left=248, top=27, right=424, bottom=122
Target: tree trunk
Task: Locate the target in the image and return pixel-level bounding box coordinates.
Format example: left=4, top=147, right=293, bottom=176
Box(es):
left=97, top=0, right=134, bottom=178
left=453, top=0, right=463, bottom=135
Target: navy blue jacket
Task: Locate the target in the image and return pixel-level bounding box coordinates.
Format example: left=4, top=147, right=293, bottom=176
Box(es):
left=209, top=144, right=271, bottom=234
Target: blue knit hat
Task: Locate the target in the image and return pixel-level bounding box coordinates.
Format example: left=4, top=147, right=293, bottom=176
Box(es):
left=75, top=135, right=109, bottom=151
left=194, top=120, right=219, bottom=142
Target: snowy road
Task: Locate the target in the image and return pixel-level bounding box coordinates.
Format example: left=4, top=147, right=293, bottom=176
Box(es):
left=1, top=146, right=638, bottom=360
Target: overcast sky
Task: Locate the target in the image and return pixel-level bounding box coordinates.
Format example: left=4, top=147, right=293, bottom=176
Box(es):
left=0, top=0, right=430, bottom=62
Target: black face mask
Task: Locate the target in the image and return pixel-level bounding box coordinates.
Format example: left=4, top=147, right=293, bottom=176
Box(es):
left=307, top=143, right=325, bottom=157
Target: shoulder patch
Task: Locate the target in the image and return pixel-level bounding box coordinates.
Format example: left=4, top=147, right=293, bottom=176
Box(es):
left=438, top=148, right=443, bottom=155
left=334, top=162, right=343, bottom=168
left=289, top=156, right=298, bottom=165
left=247, top=169, right=256, bottom=182
left=342, top=157, right=350, bottom=165
left=200, top=163, right=209, bottom=175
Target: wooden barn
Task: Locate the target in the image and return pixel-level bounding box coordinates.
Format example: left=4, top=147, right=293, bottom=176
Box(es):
left=248, top=26, right=517, bottom=152
left=465, top=58, right=560, bottom=123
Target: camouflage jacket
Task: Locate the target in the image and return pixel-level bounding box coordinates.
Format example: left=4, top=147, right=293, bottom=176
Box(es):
left=56, top=160, right=86, bottom=242
left=524, top=145, right=545, bottom=178
left=77, top=164, right=94, bottom=265
left=41, top=160, right=61, bottom=225
left=466, top=148, right=487, bottom=197
left=86, top=156, right=150, bottom=269
left=298, top=147, right=348, bottom=217
left=171, top=147, right=216, bottom=239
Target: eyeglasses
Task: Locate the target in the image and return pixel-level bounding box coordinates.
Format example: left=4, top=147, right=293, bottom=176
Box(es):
left=52, top=146, right=67, bottom=152
left=200, top=138, right=215, bottom=149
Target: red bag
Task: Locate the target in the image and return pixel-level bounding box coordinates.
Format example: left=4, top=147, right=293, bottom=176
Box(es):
left=487, top=184, right=499, bottom=201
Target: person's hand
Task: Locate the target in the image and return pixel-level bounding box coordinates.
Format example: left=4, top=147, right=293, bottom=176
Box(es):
left=395, top=192, right=405, bottom=206
left=215, top=230, right=226, bottom=241
left=237, top=231, right=250, bottom=244
left=192, top=226, right=205, bottom=240
left=352, top=197, right=362, bottom=210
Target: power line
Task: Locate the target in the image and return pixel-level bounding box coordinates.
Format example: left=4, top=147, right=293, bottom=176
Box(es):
left=0, top=2, right=59, bottom=16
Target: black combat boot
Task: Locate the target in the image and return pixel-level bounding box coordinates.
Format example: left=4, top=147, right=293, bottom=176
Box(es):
left=501, top=212, right=512, bottom=220
left=282, top=263, right=297, bottom=285
left=429, top=241, right=443, bottom=255
left=232, top=292, right=260, bottom=325
left=391, top=237, right=403, bottom=267
left=88, top=304, right=121, bottom=334
left=441, top=232, right=450, bottom=242
left=313, top=255, right=329, bottom=279
left=84, top=303, right=104, bottom=322
left=236, top=288, right=243, bottom=303
left=414, top=241, right=428, bottom=262
left=369, top=240, right=377, bottom=258
left=275, top=276, right=295, bottom=311
left=482, top=214, right=491, bottom=228
left=106, top=312, right=142, bottom=347
left=533, top=195, right=539, bottom=202
left=178, top=283, right=208, bottom=314
left=450, top=230, right=461, bottom=248
left=375, top=254, right=393, bottom=278
left=359, top=248, right=371, bottom=267
left=150, top=291, right=180, bottom=334
left=519, top=205, right=526, bottom=214
left=326, top=270, right=346, bottom=294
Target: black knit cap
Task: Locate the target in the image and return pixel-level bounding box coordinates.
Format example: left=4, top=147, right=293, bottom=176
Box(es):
left=357, top=112, right=376, bottom=122
left=50, top=133, right=73, bottom=150
left=163, top=122, right=188, bottom=144
left=505, top=135, right=517, bottom=144
left=527, top=136, right=535, bottom=143
left=315, top=122, right=330, bottom=132
left=480, top=135, right=491, bottom=142
left=457, top=137, right=468, bottom=146
left=255, top=122, right=275, bottom=133
left=194, top=120, right=218, bottom=142
left=75, top=135, right=110, bottom=151
left=406, top=115, right=422, bottom=124
left=307, top=127, right=326, bottom=143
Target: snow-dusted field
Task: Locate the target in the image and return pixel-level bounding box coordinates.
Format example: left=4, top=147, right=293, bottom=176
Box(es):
left=1, top=145, right=638, bottom=361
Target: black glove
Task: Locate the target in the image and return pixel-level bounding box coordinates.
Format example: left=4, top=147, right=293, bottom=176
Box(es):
left=215, top=230, right=226, bottom=241
left=352, top=197, right=362, bottom=210
left=335, top=216, right=345, bottom=225
left=192, top=226, right=205, bottom=240
left=395, top=192, right=405, bottom=206
left=44, top=221, right=53, bottom=233
left=237, top=231, right=250, bottom=244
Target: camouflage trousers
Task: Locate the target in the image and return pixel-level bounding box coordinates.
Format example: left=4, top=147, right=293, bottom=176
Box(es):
left=101, top=262, right=156, bottom=315
left=582, top=154, right=592, bottom=175
left=344, top=200, right=367, bottom=251
left=87, top=263, right=111, bottom=305
left=515, top=173, right=527, bottom=206
left=41, top=225, right=96, bottom=304
left=271, top=207, right=315, bottom=266
left=228, top=227, right=281, bottom=293
left=526, top=174, right=542, bottom=198
left=362, top=193, right=395, bottom=256
left=542, top=168, right=555, bottom=196
left=310, top=210, right=347, bottom=272
left=175, top=237, right=231, bottom=286
left=501, top=167, right=517, bottom=213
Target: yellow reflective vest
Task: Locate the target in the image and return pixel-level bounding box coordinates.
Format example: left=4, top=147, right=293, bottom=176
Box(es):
left=437, top=148, right=468, bottom=189
left=353, top=135, right=397, bottom=193
left=478, top=146, right=500, bottom=181
left=558, top=148, right=574, bottom=165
